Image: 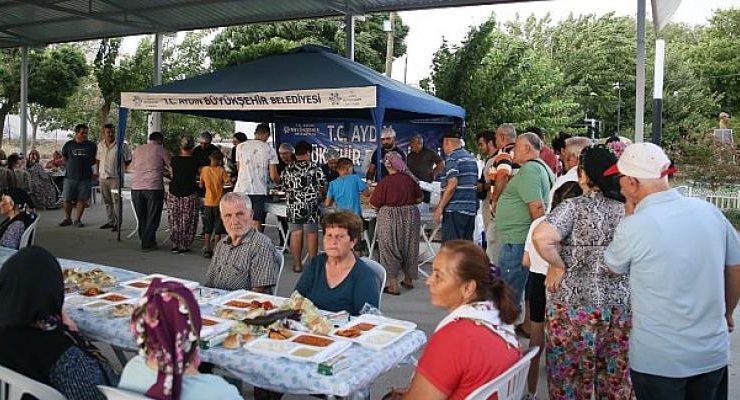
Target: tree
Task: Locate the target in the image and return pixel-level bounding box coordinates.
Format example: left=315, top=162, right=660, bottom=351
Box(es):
left=690, top=8, right=740, bottom=118
left=208, top=14, right=408, bottom=72
left=423, top=15, right=579, bottom=138
left=0, top=45, right=87, bottom=149
left=93, top=38, right=125, bottom=130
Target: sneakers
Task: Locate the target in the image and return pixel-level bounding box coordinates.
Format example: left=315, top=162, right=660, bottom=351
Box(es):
left=59, top=219, right=72, bottom=227
left=171, top=247, right=181, bottom=254
left=73, top=220, right=84, bottom=228
left=100, top=223, right=114, bottom=229
left=203, top=249, right=213, bottom=258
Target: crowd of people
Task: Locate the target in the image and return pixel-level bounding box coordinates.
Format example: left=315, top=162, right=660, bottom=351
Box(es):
left=0, top=119, right=738, bottom=400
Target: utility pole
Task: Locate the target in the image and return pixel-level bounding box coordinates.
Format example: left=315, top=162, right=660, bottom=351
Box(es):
left=384, top=12, right=395, bottom=77
left=613, top=81, right=623, bottom=135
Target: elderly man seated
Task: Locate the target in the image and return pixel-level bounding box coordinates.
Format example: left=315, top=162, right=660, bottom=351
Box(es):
left=203, top=192, right=280, bottom=294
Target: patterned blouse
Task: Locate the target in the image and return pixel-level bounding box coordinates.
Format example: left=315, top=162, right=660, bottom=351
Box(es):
left=545, top=192, right=629, bottom=308
left=204, top=229, right=280, bottom=291
left=281, top=160, right=326, bottom=224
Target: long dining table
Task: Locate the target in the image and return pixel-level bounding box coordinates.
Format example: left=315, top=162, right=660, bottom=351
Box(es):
left=0, top=247, right=426, bottom=399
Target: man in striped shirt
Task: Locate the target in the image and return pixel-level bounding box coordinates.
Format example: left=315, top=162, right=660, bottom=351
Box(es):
left=435, top=131, right=480, bottom=242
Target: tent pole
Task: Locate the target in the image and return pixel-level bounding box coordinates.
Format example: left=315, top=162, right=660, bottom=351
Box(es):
left=150, top=33, right=163, bottom=133
left=19, top=46, right=28, bottom=155
left=634, top=0, right=647, bottom=142
left=116, top=107, right=129, bottom=242
left=345, top=14, right=355, bottom=61
left=371, top=108, right=385, bottom=182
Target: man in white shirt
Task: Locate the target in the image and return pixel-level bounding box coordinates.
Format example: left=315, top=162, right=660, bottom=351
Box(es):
left=96, top=123, right=131, bottom=231
left=547, top=137, right=591, bottom=212
left=234, top=123, right=279, bottom=231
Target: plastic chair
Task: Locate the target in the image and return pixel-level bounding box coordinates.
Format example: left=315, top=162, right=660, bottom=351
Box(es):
left=272, top=251, right=285, bottom=296
left=360, top=257, right=387, bottom=309
left=0, top=364, right=66, bottom=400
left=98, top=385, right=151, bottom=399
left=19, top=215, right=39, bottom=248
left=464, top=346, right=539, bottom=400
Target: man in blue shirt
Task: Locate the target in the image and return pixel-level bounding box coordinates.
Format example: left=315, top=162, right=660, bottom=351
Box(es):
left=434, top=131, right=479, bottom=242
left=604, top=143, right=740, bottom=400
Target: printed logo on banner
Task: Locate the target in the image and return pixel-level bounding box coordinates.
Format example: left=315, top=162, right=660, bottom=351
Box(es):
left=329, top=92, right=341, bottom=105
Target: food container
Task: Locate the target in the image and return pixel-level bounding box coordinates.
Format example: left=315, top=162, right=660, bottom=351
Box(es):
left=245, top=331, right=351, bottom=363
left=121, top=274, right=199, bottom=292
left=199, top=315, right=236, bottom=338
left=330, top=314, right=416, bottom=350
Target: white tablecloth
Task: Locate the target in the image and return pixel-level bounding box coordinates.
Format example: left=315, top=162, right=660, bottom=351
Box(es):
left=0, top=248, right=426, bottom=397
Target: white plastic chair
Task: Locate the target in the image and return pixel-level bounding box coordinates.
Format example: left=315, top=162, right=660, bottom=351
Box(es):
left=272, top=251, right=285, bottom=296
left=0, top=364, right=66, bottom=400
left=98, top=385, right=151, bottom=399
left=19, top=215, right=39, bottom=248
left=360, top=257, right=387, bottom=309
left=464, top=346, right=539, bottom=400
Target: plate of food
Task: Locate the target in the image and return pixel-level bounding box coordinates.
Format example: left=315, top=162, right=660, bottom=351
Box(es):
left=82, top=292, right=133, bottom=312
left=121, top=274, right=199, bottom=291
left=330, top=314, right=416, bottom=350
left=63, top=267, right=117, bottom=290
left=199, top=315, right=235, bottom=338
left=108, top=302, right=137, bottom=319
left=245, top=330, right=351, bottom=363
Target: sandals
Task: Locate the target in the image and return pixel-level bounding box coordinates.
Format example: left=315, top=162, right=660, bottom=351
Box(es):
left=400, top=281, right=414, bottom=290
left=383, top=287, right=401, bottom=296
left=292, top=265, right=303, bottom=273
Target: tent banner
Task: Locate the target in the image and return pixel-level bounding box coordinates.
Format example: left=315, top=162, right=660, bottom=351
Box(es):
left=120, top=86, right=377, bottom=111
left=276, top=120, right=449, bottom=174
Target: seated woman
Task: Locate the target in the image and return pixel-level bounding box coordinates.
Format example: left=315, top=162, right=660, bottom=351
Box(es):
left=46, top=150, right=65, bottom=170
left=387, top=240, right=522, bottom=400
left=0, top=189, right=36, bottom=249
left=295, top=210, right=379, bottom=315
left=27, top=149, right=58, bottom=209
left=118, top=279, right=242, bottom=400
left=0, top=246, right=119, bottom=400
left=7, top=153, right=31, bottom=193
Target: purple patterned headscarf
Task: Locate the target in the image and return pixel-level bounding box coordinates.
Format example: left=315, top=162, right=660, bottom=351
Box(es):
left=383, top=151, right=418, bottom=183
left=130, top=279, right=202, bottom=400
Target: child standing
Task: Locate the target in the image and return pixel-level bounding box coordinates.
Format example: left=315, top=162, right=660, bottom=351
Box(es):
left=324, top=158, right=367, bottom=216
left=199, top=151, right=231, bottom=258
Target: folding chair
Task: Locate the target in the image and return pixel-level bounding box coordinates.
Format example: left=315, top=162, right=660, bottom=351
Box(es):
left=19, top=215, right=39, bottom=248
left=0, top=364, right=66, bottom=400
left=98, top=385, right=151, bottom=399
left=360, top=257, right=387, bottom=309
left=464, top=346, right=539, bottom=400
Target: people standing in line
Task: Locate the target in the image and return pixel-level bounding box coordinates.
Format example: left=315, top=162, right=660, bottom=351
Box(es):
left=321, top=148, right=341, bottom=184
left=366, top=127, right=406, bottom=182
left=548, top=137, right=592, bottom=212
left=167, top=137, right=199, bottom=254
left=59, top=124, right=97, bottom=228
left=281, top=141, right=326, bottom=273
left=26, top=149, right=58, bottom=209
left=434, top=131, right=479, bottom=242
left=204, top=193, right=280, bottom=294
left=486, top=124, right=518, bottom=264
left=326, top=157, right=367, bottom=216
left=370, top=152, right=423, bottom=295
left=96, top=123, right=132, bottom=231
left=234, top=123, right=280, bottom=231
left=603, top=143, right=740, bottom=400
left=229, top=131, right=247, bottom=179
left=199, top=152, right=231, bottom=259
left=406, top=134, right=444, bottom=203
left=525, top=126, right=558, bottom=173
left=475, top=130, right=497, bottom=234
left=130, top=132, right=171, bottom=251
left=495, top=132, right=554, bottom=307
left=532, top=146, right=629, bottom=400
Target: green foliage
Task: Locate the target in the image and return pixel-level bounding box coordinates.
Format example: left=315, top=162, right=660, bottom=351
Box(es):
left=208, top=14, right=408, bottom=72
left=671, top=134, right=740, bottom=189
left=426, top=15, right=579, bottom=139
left=724, top=210, right=740, bottom=229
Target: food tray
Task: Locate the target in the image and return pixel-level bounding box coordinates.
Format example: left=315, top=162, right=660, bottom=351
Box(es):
left=200, top=315, right=236, bottom=338
left=121, top=274, right=199, bottom=291
left=215, top=290, right=285, bottom=311
left=245, top=331, right=351, bottom=363
left=329, top=314, right=416, bottom=350
left=82, top=294, right=137, bottom=314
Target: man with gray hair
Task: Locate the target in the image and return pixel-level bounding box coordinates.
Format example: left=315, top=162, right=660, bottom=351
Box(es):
left=366, top=126, right=406, bottom=181
left=204, top=192, right=280, bottom=294
left=495, top=132, right=554, bottom=306
left=321, top=148, right=341, bottom=183
left=548, top=136, right=592, bottom=211
left=407, top=134, right=444, bottom=203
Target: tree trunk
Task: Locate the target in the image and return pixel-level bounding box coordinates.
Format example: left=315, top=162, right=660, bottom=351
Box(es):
left=0, top=102, right=13, bottom=150
left=99, top=101, right=112, bottom=131
left=31, top=122, right=38, bottom=148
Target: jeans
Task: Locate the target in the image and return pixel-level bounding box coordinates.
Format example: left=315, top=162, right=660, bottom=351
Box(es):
left=498, top=243, right=527, bottom=305
left=631, top=366, right=727, bottom=400
left=441, top=211, right=476, bottom=242
left=131, top=189, right=164, bottom=249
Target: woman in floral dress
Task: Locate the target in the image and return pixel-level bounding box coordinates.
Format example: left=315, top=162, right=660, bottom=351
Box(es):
left=533, top=146, right=631, bottom=400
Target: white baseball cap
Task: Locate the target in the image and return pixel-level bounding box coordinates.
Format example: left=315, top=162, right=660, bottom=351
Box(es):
left=603, top=142, right=676, bottom=179
left=380, top=127, right=396, bottom=139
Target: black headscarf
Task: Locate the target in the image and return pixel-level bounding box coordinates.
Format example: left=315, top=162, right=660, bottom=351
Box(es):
left=580, top=146, right=625, bottom=203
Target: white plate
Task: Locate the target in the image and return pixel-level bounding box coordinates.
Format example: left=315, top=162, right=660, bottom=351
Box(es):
left=215, top=290, right=285, bottom=312
left=200, top=315, right=236, bottom=338
left=121, top=274, right=199, bottom=291
left=330, top=314, right=416, bottom=350
left=245, top=332, right=351, bottom=363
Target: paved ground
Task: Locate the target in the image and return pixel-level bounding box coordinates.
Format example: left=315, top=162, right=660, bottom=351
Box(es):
left=32, top=200, right=739, bottom=399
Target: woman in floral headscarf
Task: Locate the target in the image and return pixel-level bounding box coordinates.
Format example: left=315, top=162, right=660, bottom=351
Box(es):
left=118, top=279, right=241, bottom=400
left=370, top=151, right=424, bottom=295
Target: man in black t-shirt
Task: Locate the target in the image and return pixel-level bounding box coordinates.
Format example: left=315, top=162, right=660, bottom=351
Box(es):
left=59, top=123, right=97, bottom=227
left=192, top=131, right=220, bottom=170
left=366, top=127, right=406, bottom=182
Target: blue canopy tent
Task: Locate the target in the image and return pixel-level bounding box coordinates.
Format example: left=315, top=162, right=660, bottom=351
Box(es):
left=117, top=44, right=465, bottom=239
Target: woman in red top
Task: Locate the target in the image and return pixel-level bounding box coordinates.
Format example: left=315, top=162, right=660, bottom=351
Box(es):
left=370, top=151, right=423, bottom=295
left=386, top=240, right=522, bottom=400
